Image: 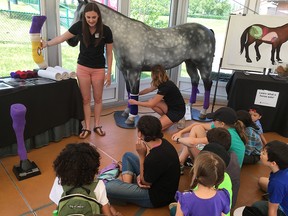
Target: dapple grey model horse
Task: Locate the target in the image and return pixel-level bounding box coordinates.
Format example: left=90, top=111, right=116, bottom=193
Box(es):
left=69, top=0, right=215, bottom=123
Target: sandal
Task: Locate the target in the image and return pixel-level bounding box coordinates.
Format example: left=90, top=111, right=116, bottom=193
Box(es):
left=93, top=126, right=106, bottom=136
left=79, top=129, right=91, bottom=139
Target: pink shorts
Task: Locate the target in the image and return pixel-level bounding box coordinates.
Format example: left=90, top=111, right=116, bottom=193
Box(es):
left=76, top=64, right=105, bottom=80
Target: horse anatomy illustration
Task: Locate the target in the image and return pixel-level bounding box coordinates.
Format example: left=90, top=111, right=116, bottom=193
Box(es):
left=69, top=0, right=215, bottom=123
left=240, top=23, right=288, bottom=65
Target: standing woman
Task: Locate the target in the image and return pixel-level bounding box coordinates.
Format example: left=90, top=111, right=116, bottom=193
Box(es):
left=42, top=2, right=113, bottom=138
left=128, top=65, right=185, bottom=130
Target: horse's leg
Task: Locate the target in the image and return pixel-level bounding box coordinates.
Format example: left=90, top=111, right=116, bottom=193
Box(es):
left=270, top=47, right=276, bottom=65
left=197, top=65, right=213, bottom=119
left=245, top=37, right=254, bottom=63
left=185, top=61, right=199, bottom=107
left=276, top=44, right=283, bottom=63
left=185, top=60, right=212, bottom=119
left=124, top=70, right=141, bottom=125
left=121, top=79, right=131, bottom=117
left=254, top=41, right=262, bottom=61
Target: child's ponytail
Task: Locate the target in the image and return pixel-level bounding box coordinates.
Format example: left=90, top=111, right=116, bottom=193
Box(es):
left=234, top=120, right=248, bottom=145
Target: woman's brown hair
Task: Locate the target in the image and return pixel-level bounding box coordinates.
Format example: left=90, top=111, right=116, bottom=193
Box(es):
left=82, top=2, right=103, bottom=48
left=151, top=65, right=169, bottom=87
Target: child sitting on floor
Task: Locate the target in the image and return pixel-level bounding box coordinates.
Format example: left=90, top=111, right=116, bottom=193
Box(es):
left=249, top=105, right=267, bottom=145
left=170, top=151, right=230, bottom=216
left=234, top=140, right=288, bottom=216
left=49, top=142, right=121, bottom=216
left=206, top=127, right=240, bottom=209
left=237, top=110, right=263, bottom=165
left=172, top=107, right=246, bottom=170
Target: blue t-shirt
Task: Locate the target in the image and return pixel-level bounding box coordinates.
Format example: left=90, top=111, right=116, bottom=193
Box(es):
left=268, top=168, right=288, bottom=215
left=255, top=120, right=263, bottom=134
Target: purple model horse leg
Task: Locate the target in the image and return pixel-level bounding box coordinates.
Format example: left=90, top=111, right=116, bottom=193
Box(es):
left=10, top=104, right=27, bottom=161
left=189, top=85, right=200, bottom=105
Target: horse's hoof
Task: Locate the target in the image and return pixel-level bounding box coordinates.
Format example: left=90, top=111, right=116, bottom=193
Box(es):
left=256, top=56, right=261, bottom=61
left=199, top=113, right=206, bottom=120
left=278, top=59, right=283, bottom=63
left=125, top=117, right=135, bottom=125
left=246, top=59, right=252, bottom=63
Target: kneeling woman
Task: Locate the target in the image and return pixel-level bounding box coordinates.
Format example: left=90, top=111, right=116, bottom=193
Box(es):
left=128, top=65, right=185, bottom=130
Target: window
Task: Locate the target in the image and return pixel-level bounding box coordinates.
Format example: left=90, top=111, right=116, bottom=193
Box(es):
left=178, top=0, right=246, bottom=78
left=259, top=0, right=288, bottom=15
left=0, top=0, right=41, bottom=77
left=129, top=0, right=171, bottom=79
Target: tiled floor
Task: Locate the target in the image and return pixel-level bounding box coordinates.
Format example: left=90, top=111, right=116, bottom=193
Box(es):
left=1, top=104, right=288, bottom=216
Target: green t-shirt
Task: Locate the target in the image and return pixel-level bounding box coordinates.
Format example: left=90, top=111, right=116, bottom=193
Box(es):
left=219, top=172, right=233, bottom=216
left=227, top=128, right=245, bottom=167
left=211, top=123, right=245, bottom=167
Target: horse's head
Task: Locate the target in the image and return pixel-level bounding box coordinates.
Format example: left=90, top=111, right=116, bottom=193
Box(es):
left=66, top=0, right=89, bottom=47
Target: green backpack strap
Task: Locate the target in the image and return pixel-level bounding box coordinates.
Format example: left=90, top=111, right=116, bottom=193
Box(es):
left=62, top=180, right=98, bottom=197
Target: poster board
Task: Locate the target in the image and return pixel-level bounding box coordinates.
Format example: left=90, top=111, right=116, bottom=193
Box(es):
left=221, top=14, right=288, bottom=72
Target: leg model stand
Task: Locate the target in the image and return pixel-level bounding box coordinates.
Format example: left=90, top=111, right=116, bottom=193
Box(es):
left=29, top=15, right=47, bottom=69
left=10, top=104, right=41, bottom=181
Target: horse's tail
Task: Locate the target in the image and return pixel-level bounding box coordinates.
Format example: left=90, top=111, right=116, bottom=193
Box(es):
left=240, top=26, right=250, bottom=54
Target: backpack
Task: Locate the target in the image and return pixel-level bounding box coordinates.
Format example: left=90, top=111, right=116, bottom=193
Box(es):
left=97, top=162, right=120, bottom=183
left=57, top=180, right=102, bottom=216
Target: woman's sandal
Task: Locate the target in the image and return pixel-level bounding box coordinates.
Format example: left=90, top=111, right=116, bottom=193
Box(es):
left=79, top=129, right=91, bottom=139
left=93, top=126, right=106, bottom=136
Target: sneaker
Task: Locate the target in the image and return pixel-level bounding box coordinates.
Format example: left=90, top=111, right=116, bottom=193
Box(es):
left=180, top=164, right=184, bottom=175
left=184, top=157, right=193, bottom=167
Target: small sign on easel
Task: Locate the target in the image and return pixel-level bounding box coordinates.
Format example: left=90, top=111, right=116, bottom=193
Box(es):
left=254, top=89, right=279, bottom=107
